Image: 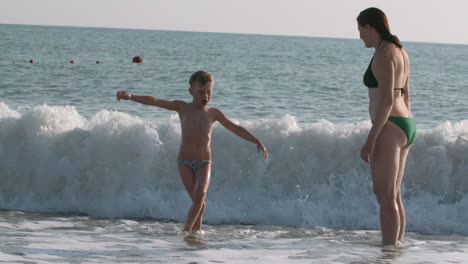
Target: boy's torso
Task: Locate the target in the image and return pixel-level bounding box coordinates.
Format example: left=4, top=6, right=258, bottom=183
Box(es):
left=177, top=103, right=217, bottom=160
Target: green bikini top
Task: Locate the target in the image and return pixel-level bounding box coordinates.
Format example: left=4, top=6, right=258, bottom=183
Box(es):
left=363, top=57, right=379, bottom=88
left=363, top=41, right=406, bottom=94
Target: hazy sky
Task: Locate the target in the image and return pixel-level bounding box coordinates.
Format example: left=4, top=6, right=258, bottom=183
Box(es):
left=1, top=0, right=467, bottom=45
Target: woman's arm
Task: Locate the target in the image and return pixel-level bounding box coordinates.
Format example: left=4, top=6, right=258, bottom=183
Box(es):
left=368, top=48, right=395, bottom=141
left=361, top=47, right=395, bottom=162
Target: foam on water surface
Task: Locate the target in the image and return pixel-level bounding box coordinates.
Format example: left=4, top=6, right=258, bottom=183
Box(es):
left=1, top=103, right=468, bottom=236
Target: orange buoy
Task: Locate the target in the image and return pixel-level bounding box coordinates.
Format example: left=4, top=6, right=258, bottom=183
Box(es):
left=132, top=56, right=143, bottom=63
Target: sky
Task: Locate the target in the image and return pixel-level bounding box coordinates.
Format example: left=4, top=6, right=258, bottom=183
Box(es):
left=1, top=0, right=467, bottom=45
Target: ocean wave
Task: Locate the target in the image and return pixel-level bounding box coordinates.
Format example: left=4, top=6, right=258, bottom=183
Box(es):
left=1, top=102, right=468, bottom=234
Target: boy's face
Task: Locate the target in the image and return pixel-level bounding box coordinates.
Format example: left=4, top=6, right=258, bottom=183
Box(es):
left=190, top=82, right=213, bottom=108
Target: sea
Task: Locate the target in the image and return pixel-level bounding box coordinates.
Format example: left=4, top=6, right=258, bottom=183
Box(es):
left=1, top=24, right=468, bottom=263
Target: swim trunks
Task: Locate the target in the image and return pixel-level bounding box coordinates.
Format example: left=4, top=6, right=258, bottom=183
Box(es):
left=177, top=160, right=212, bottom=174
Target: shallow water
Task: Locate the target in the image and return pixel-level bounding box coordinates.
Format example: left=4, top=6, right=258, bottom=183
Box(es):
left=0, top=211, right=467, bottom=263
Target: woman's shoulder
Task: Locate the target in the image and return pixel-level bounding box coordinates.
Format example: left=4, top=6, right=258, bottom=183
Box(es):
left=375, top=41, right=401, bottom=60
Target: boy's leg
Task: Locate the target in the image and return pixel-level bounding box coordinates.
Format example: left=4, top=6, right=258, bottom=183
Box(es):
left=192, top=202, right=205, bottom=232
left=183, top=163, right=211, bottom=232
left=178, top=165, right=195, bottom=232
left=179, top=165, right=196, bottom=198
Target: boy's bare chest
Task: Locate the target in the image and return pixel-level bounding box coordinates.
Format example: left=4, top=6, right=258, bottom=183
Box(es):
left=181, top=111, right=215, bottom=130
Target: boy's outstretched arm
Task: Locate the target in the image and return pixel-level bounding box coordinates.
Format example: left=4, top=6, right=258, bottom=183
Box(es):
left=116, top=90, right=182, bottom=112
left=214, top=108, right=268, bottom=160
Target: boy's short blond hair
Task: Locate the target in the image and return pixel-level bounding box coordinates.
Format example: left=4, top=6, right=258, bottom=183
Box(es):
left=189, top=71, right=214, bottom=87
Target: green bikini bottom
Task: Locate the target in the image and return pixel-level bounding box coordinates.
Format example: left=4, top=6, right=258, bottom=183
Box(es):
left=388, top=116, right=417, bottom=147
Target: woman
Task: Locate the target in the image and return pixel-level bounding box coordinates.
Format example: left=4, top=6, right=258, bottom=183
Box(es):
left=357, top=7, right=416, bottom=245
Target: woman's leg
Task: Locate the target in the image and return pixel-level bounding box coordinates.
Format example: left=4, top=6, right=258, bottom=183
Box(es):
left=396, top=147, right=410, bottom=241
left=371, top=122, right=406, bottom=245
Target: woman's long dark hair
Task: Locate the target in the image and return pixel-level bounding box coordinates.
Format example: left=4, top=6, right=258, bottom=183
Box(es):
left=357, top=7, right=402, bottom=48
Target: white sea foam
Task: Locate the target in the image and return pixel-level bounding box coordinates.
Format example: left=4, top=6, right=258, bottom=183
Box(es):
left=1, top=103, right=468, bottom=235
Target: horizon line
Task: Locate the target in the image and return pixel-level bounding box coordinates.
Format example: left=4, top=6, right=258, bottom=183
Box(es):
left=1, top=22, right=467, bottom=46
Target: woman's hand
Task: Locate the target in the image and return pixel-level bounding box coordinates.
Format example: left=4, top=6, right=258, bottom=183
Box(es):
left=361, top=137, right=376, bottom=163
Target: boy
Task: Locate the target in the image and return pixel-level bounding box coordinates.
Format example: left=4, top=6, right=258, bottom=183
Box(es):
left=116, top=71, right=268, bottom=233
